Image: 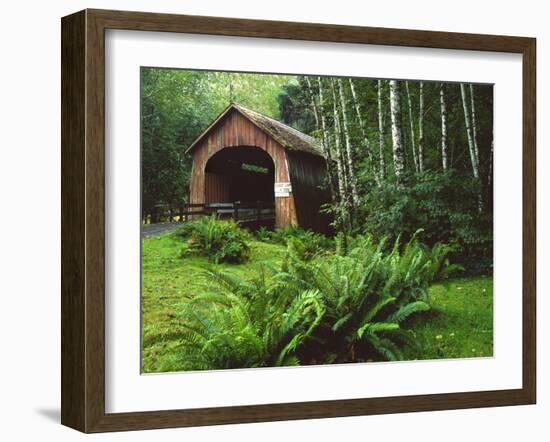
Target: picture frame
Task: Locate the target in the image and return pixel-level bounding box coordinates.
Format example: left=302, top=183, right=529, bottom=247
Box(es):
left=61, top=8, right=536, bottom=433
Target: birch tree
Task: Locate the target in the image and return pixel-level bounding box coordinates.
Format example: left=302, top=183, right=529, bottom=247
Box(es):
left=377, top=80, right=386, bottom=181
left=461, top=83, right=483, bottom=212
left=389, top=80, right=405, bottom=181
left=330, top=79, right=349, bottom=213
left=338, top=79, right=359, bottom=205
left=405, top=81, right=419, bottom=173
left=460, top=83, right=480, bottom=179
left=418, top=81, right=425, bottom=173
left=316, top=77, right=336, bottom=198
left=469, top=84, right=480, bottom=168
left=440, top=83, right=449, bottom=171
left=348, top=79, right=376, bottom=180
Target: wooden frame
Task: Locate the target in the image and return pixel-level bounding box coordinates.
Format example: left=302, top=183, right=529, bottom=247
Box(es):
left=61, top=8, right=536, bottom=433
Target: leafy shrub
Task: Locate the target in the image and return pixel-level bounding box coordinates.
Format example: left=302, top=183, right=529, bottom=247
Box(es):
left=173, top=232, right=458, bottom=369
left=173, top=267, right=325, bottom=370
left=278, top=233, right=456, bottom=362
left=254, top=226, right=273, bottom=243
left=176, top=215, right=250, bottom=264
left=255, top=224, right=333, bottom=259
left=358, top=170, right=493, bottom=274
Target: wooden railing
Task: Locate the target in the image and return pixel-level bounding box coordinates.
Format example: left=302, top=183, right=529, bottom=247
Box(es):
left=143, top=201, right=275, bottom=225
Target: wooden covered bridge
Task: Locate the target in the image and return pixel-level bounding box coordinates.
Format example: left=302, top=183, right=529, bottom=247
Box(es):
left=186, top=103, right=331, bottom=232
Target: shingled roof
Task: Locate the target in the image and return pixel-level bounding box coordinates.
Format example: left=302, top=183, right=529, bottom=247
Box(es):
left=186, top=103, right=324, bottom=157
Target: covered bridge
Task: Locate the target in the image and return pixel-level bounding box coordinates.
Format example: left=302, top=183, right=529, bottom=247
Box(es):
left=187, top=103, right=331, bottom=232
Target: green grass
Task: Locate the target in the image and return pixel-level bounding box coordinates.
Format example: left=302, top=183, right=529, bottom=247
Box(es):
left=403, top=276, right=493, bottom=360
left=141, top=233, right=287, bottom=372
left=141, top=233, right=493, bottom=372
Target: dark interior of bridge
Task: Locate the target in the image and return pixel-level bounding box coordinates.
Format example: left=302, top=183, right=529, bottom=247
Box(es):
left=204, top=146, right=275, bottom=205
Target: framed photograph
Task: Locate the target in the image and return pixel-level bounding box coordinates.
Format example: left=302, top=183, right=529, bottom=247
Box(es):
left=61, top=9, right=536, bottom=433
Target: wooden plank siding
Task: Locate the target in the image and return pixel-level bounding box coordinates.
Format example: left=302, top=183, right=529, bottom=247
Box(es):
left=189, top=109, right=298, bottom=229
left=286, top=150, right=332, bottom=234
left=204, top=172, right=231, bottom=204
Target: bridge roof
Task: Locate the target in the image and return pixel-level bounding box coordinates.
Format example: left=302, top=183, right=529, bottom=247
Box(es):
left=185, top=103, right=324, bottom=158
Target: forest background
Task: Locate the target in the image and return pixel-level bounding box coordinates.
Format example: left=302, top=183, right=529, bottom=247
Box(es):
left=141, top=69, right=493, bottom=271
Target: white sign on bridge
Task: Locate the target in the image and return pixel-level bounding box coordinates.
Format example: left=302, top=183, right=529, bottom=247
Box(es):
left=274, top=182, right=292, bottom=197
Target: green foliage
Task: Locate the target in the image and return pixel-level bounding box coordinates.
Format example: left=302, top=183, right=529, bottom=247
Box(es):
left=335, top=231, right=350, bottom=256
left=172, top=229, right=457, bottom=369
left=173, top=267, right=325, bottom=370
left=141, top=233, right=491, bottom=373
left=140, top=67, right=495, bottom=370
left=403, top=276, right=493, bottom=360
left=255, top=225, right=333, bottom=260
left=358, top=171, right=492, bottom=274
left=277, top=233, right=456, bottom=362
left=176, top=215, right=250, bottom=264
left=254, top=226, right=273, bottom=242
left=278, top=79, right=317, bottom=134
left=141, top=68, right=295, bottom=221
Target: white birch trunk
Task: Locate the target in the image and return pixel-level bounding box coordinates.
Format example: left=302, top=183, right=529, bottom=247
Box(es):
left=317, top=77, right=331, bottom=158
left=469, top=84, right=480, bottom=167
left=440, top=83, right=449, bottom=171
left=348, top=79, right=367, bottom=141
left=330, top=80, right=348, bottom=207
left=389, top=80, right=405, bottom=181
left=405, top=81, right=419, bottom=173
left=316, top=77, right=336, bottom=198
left=377, top=80, right=386, bottom=181
left=418, top=81, right=425, bottom=173
left=338, top=79, right=359, bottom=206
left=460, top=83, right=480, bottom=179
left=461, top=83, right=483, bottom=212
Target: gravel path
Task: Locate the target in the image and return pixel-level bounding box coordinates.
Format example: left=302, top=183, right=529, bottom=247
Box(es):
left=141, top=222, right=184, bottom=238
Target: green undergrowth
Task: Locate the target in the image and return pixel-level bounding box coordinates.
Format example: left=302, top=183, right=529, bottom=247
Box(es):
left=403, top=276, right=493, bottom=360
left=141, top=232, right=493, bottom=372
left=141, top=234, right=286, bottom=372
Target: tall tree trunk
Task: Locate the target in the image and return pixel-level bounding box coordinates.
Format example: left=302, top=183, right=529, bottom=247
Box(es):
left=316, top=77, right=336, bottom=198
left=460, top=83, right=480, bottom=179
left=389, top=80, right=405, bottom=182
left=460, top=83, right=483, bottom=212
left=469, top=84, right=480, bottom=167
left=348, top=79, right=376, bottom=180
left=405, top=81, right=419, bottom=173
left=377, top=80, right=386, bottom=181
left=418, top=81, right=425, bottom=173
left=348, top=79, right=367, bottom=141
left=338, top=79, right=359, bottom=206
left=305, top=77, right=320, bottom=128
left=440, top=83, right=449, bottom=171
left=330, top=80, right=349, bottom=212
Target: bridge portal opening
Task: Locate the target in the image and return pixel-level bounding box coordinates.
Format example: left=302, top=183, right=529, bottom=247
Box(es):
left=204, top=146, right=275, bottom=206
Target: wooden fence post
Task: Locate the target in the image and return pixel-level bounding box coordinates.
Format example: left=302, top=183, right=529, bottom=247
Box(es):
left=256, top=200, right=262, bottom=224
left=233, top=202, right=239, bottom=220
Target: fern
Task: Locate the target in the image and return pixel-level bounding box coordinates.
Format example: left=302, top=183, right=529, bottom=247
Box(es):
left=177, top=215, right=250, bottom=263
left=387, top=301, right=431, bottom=323
left=173, top=229, right=456, bottom=367
left=175, top=268, right=324, bottom=370
left=357, top=322, right=400, bottom=339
